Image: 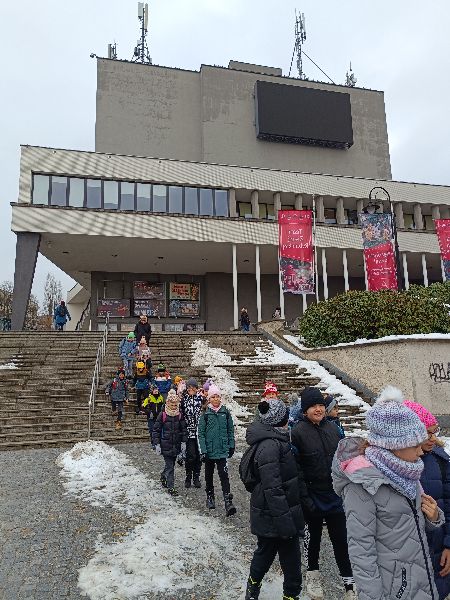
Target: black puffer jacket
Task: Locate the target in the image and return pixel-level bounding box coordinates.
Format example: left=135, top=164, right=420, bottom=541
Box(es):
left=134, top=321, right=152, bottom=342
left=152, top=411, right=187, bottom=457
left=246, top=420, right=304, bottom=539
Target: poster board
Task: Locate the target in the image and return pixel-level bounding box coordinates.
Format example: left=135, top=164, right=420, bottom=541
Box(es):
left=133, top=281, right=166, bottom=300
left=133, top=299, right=166, bottom=318
left=97, top=299, right=130, bottom=318
left=168, top=283, right=200, bottom=316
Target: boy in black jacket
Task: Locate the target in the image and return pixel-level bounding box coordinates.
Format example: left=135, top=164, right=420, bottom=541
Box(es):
left=180, top=377, right=204, bottom=489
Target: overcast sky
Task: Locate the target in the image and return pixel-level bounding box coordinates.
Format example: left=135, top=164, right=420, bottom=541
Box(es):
left=1, top=0, right=449, bottom=305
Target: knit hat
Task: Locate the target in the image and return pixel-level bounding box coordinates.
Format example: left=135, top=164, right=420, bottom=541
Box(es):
left=404, top=400, right=438, bottom=429
left=203, top=378, right=213, bottom=391
left=325, top=395, right=337, bottom=414
left=258, top=399, right=289, bottom=427
left=166, top=389, right=179, bottom=406
left=301, top=387, right=326, bottom=413
left=173, top=375, right=183, bottom=386
left=127, top=332, right=135, bottom=339
left=117, top=368, right=126, bottom=377
left=157, top=364, right=165, bottom=372
left=263, top=381, right=278, bottom=397
left=186, top=377, right=199, bottom=389
left=366, top=386, right=427, bottom=450
left=207, top=384, right=221, bottom=399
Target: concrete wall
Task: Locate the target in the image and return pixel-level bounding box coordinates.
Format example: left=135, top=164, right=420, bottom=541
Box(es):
left=95, top=59, right=391, bottom=179
left=302, top=339, right=450, bottom=418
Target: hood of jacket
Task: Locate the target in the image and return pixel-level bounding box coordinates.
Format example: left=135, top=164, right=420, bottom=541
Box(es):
left=332, top=436, right=392, bottom=498
left=246, top=419, right=289, bottom=446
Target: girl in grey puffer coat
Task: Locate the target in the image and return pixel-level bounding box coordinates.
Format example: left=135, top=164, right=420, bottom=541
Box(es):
left=332, top=387, right=444, bottom=600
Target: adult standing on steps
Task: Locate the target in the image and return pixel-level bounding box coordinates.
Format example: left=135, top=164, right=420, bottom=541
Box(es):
left=240, top=307, right=251, bottom=332
left=134, top=314, right=152, bottom=346
left=53, top=300, right=71, bottom=331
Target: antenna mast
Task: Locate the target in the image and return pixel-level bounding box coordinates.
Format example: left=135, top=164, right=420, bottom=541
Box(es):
left=345, top=62, right=357, bottom=87
left=294, top=10, right=307, bottom=79
left=132, top=2, right=152, bottom=64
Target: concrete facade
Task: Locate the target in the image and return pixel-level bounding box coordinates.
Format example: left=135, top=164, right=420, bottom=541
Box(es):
left=95, top=59, right=391, bottom=179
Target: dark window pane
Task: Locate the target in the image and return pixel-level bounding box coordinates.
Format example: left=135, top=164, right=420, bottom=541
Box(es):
left=86, top=179, right=101, bottom=208
left=153, top=185, right=167, bottom=212
left=346, top=209, right=358, bottom=225
left=169, top=186, right=183, bottom=213
left=259, top=204, right=268, bottom=219
left=120, top=182, right=135, bottom=211
left=324, top=208, right=337, bottom=224
left=68, top=178, right=85, bottom=207
left=185, top=187, right=198, bottom=215
left=50, top=176, right=67, bottom=206
left=199, top=188, right=214, bottom=216
left=136, top=183, right=151, bottom=211
left=267, top=204, right=275, bottom=220
left=104, top=180, right=119, bottom=210
left=214, top=190, right=229, bottom=217
left=32, top=175, right=49, bottom=204
left=238, top=202, right=252, bottom=219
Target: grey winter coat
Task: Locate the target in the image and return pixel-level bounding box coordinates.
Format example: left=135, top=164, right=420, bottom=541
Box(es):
left=332, top=437, right=444, bottom=600
left=105, top=377, right=129, bottom=402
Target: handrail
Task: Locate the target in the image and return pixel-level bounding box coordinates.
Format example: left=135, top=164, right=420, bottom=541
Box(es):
left=87, top=313, right=110, bottom=439
left=75, top=300, right=91, bottom=332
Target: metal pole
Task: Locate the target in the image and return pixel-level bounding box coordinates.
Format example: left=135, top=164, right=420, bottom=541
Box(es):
left=312, top=196, right=319, bottom=303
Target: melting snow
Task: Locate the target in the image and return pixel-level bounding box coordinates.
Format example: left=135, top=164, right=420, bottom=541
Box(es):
left=285, top=332, right=450, bottom=350
left=0, top=362, right=18, bottom=370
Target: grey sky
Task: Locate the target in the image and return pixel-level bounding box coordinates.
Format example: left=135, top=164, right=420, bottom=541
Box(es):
left=1, top=0, right=449, bottom=304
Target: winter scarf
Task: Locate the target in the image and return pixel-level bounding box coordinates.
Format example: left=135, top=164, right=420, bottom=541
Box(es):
left=165, top=404, right=180, bottom=417
left=208, top=402, right=223, bottom=413
left=365, top=445, right=424, bottom=500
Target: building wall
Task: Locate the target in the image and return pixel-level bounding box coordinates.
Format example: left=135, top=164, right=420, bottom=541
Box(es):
left=95, top=60, right=391, bottom=179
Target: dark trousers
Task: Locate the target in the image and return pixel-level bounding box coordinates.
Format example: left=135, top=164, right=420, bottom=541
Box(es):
left=135, top=389, right=149, bottom=413
left=204, top=458, right=230, bottom=495
left=147, top=416, right=154, bottom=440
left=250, top=535, right=302, bottom=597
left=111, top=400, right=124, bottom=421
left=185, top=438, right=202, bottom=478
left=304, top=511, right=353, bottom=578
left=162, top=456, right=176, bottom=489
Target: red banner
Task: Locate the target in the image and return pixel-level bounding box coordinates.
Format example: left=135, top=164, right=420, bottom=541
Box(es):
left=435, top=220, right=450, bottom=280
left=278, top=210, right=315, bottom=294
left=360, top=213, right=398, bottom=291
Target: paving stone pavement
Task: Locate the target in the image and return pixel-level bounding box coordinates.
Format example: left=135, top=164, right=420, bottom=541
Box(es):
left=1, top=440, right=347, bottom=600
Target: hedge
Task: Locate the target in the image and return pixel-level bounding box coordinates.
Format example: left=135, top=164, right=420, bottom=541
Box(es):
left=298, top=282, right=450, bottom=348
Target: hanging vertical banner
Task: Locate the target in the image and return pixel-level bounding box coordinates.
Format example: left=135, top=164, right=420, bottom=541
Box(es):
left=360, top=213, right=398, bottom=291
left=278, top=210, right=315, bottom=294
left=435, top=220, right=450, bottom=280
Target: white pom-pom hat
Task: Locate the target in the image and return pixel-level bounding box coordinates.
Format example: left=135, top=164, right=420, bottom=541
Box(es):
left=365, top=385, right=427, bottom=450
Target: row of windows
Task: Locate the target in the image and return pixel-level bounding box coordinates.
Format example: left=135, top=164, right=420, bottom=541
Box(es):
left=31, top=175, right=229, bottom=217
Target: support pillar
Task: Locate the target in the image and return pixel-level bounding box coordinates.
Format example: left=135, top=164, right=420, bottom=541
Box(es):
left=442, top=258, right=446, bottom=283
left=229, top=188, right=237, bottom=218
left=356, top=199, right=364, bottom=223
left=403, top=253, right=410, bottom=290
left=336, top=197, right=346, bottom=225
left=316, top=196, right=325, bottom=223
left=232, top=244, right=238, bottom=330
left=11, top=233, right=41, bottom=331
left=343, top=249, right=349, bottom=292
left=431, top=205, right=441, bottom=227
left=422, top=254, right=429, bottom=287
left=273, top=192, right=281, bottom=219
left=255, top=245, right=261, bottom=322
left=394, top=202, right=405, bottom=229
left=363, top=252, right=368, bottom=290
left=302, top=294, right=307, bottom=314
left=321, top=248, right=328, bottom=300
left=278, top=257, right=285, bottom=319
left=414, top=203, right=423, bottom=230
left=295, top=193, right=303, bottom=210
left=251, top=190, right=259, bottom=219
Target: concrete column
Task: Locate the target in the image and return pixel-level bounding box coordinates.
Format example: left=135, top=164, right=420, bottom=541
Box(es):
left=321, top=248, right=328, bottom=300
left=302, top=293, right=307, bottom=313
left=229, top=188, right=237, bottom=218
left=232, top=244, right=238, bottom=329
left=394, top=202, right=405, bottom=229
left=356, top=199, right=364, bottom=223
left=431, top=205, right=441, bottom=227
left=316, top=196, right=325, bottom=223
left=336, top=197, right=346, bottom=225
left=342, top=249, right=349, bottom=292
left=414, top=203, right=423, bottom=230
left=295, top=193, right=303, bottom=210
left=255, top=245, right=262, bottom=322
left=422, top=254, right=429, bottom=287
left=273, top=192, right=281, bottom=219
left=278, top=257, right=285, bottom=319
left=403, top=253, right=410, bottom=290
left=251, top=190, right=259, bottom=219
left=442, top=258, right=446, bottom=282
left=11, top=233, right=41, bottom=331
left=363, top=252, right=368, bottom=290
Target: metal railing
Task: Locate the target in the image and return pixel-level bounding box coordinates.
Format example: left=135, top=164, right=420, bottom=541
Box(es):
left=87, top=313, right=110, bottom=439
left=75, top=300, right=91, bottom=332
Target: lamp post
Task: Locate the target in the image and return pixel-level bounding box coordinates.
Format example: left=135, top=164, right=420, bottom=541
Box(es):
left=364, top=186, right=402, bottom=291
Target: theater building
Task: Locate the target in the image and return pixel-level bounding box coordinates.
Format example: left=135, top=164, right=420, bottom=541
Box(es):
left=10, top=59, right=450, bottom=331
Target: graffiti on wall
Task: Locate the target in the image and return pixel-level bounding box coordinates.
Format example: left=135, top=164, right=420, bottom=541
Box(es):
left=429, top=362, right=450, bottom=383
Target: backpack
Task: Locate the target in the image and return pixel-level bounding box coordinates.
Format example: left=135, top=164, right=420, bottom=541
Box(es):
left=135, top=361, right=148, bottom=376
left=239, top=443, right=261, bottom=492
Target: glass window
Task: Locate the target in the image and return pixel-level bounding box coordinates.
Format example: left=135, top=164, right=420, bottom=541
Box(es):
left=136, top=183, right=151, bottom=212
left=185, top=187, right=199, bottom=215
left=104, top=180, right=119, bottom=210
left=404, top=214, right=415, bottom=229
left=423, top=215, right=434, bottom=230
left=168, top=186, right=183, bottom=213
left=32, top=174, right=49, bottom=204
left=86, top=179, right=101, bottom=208
left=153, top=185, right=167, bottom=212
left=214, top=190, right=229, bottom=217
left=68, top=178, right=85, bottom=207
left=259, top=204, right=268, bottom=219
left=238, top=202, right=252, bottom=219
left=199, top=188, right=214, bottom=216
left=120, top=182, right=135, bottom=211
left=324, top=208, right=337, bottom=224
left=345, top=209, right=358, bottom=225
left=267, top=204, right=275, bottom=220
left=50, top=176, right=67, bottom=206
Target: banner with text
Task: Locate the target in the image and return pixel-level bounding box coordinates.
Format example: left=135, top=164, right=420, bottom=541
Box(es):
left=360, top=213, right=398, bottom=291
left=278, top=210, right=314, bottom=294
left=435, top=219, right=450, bottom=280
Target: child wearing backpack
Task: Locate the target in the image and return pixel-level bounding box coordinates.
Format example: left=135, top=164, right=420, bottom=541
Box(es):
left=152, top=389, right=187, bottom=496
left=325, top=395, right=345, bottom=439
left=142, top=384, right=164, bottom=445
left=154, top=364, right=172, bottom=401
left=118, top=332, right=137, bottom=377
left=198, top=384, right=236, bottom=516
left=133, top=360, right=152, bottom=415
left=105, top=368, right=129, bottom=430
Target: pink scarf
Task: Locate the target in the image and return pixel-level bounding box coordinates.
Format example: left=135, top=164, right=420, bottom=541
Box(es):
left=208, top=402, right=222, bottom=413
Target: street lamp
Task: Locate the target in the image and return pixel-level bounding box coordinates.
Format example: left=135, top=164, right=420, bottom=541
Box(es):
left=365, top=186, right=402, bottom=291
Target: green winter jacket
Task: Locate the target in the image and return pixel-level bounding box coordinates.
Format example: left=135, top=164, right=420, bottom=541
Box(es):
left=198, top=406, right=235, bottom=459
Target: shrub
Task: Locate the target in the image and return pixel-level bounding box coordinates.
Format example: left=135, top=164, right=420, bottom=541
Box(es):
left=298, top=284, right=450, bottom=348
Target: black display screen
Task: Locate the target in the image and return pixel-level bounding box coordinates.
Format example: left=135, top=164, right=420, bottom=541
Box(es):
left=255, top=80, right=353, bottom=149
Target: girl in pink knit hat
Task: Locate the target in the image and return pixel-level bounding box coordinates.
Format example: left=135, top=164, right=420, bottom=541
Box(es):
left=404, top=399, right=450, bottom=599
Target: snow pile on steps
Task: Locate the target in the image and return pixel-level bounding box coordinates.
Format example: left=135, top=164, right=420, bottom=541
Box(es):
left=0, top=362, right=18, bottom=370
left=57, top=441, right=283, bottom=600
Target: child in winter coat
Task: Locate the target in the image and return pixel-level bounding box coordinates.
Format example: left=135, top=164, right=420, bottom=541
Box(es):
left=133, top=360, right=152, bottom=415
left=105, top=369, right=129, bottom=430
left=154, top=364, right=172, bottom=401
left=118, top=332, right=137, bottom=377
left=332, top=386, right=443, bottom=600
left=404, top=400, right=450, bottom=600
left=152, top=389, right=187, bottom=496
left=198, top=384, right=236, bottom=516
left=180, top=377, right=204, bottom=489
left=142, top=384, right=164, bottom=445
left=325, top=395, right=345, bottom=439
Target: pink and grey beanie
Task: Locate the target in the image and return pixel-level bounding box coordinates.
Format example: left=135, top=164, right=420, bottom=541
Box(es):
left=258, top=399, right=289, bottom=427
left=403, top=400, right=438, bottom=429
left=207, top=384, right=222, bottom=399
left=366, top=386, right=427, bottom=450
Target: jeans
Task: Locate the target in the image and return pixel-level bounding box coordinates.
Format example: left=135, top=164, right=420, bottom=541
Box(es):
left=185, top=438, right=202, bottom=478
left=111, top=400, right=124, bottom=421
left=204, top=458, right=230, bottom=495
left=241, top=324, right=250, bottom=332
left=162, top=456, right=176, bottom=489
left=122, top=358, right=134, bottom=377
left=250, top=535, right=302, bottom=597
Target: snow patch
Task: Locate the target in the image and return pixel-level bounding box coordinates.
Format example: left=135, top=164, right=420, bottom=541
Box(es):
left=285, top=332, right=450, bottom=351
left=0, top=362, right=18, bottom=370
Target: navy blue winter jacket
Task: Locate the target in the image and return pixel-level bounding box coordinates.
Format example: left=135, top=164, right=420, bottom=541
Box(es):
left=421, top=446, right=450, bottom=600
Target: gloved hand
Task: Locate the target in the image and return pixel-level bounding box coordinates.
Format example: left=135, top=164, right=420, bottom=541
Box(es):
left=155, top=444, right=161, bottom=455
left=177, top=453, right=184, bottom=466
left=200, top=453, right=207, bottom=463
left=228, top=447, right=235, bottom=459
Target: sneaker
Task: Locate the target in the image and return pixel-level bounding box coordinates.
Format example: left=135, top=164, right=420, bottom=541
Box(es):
left=245, top=575, right=261, bottom=600
left=160, top=473, right=168, bottom=489
left=344, top=590, right=357, bottom=599
left=206, top=491, right=216, bottom=509
left=168, top=488, right=178, bottom=497
left=224, top=493, right=237, bottom=516
left=192, top=476, right=202, bottom=489
left=305, top=570, right=323, bottom=600
left=115, top=420, right=122, bottom=430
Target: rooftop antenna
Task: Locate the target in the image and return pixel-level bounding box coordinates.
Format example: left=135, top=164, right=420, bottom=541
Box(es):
left=108, top=43, right=117, bottom=60
left=294, top=10, right=307, bottom=79
left=132, top=2, right=152, bottom=64
left=345, top=61, right=357, bottom=87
